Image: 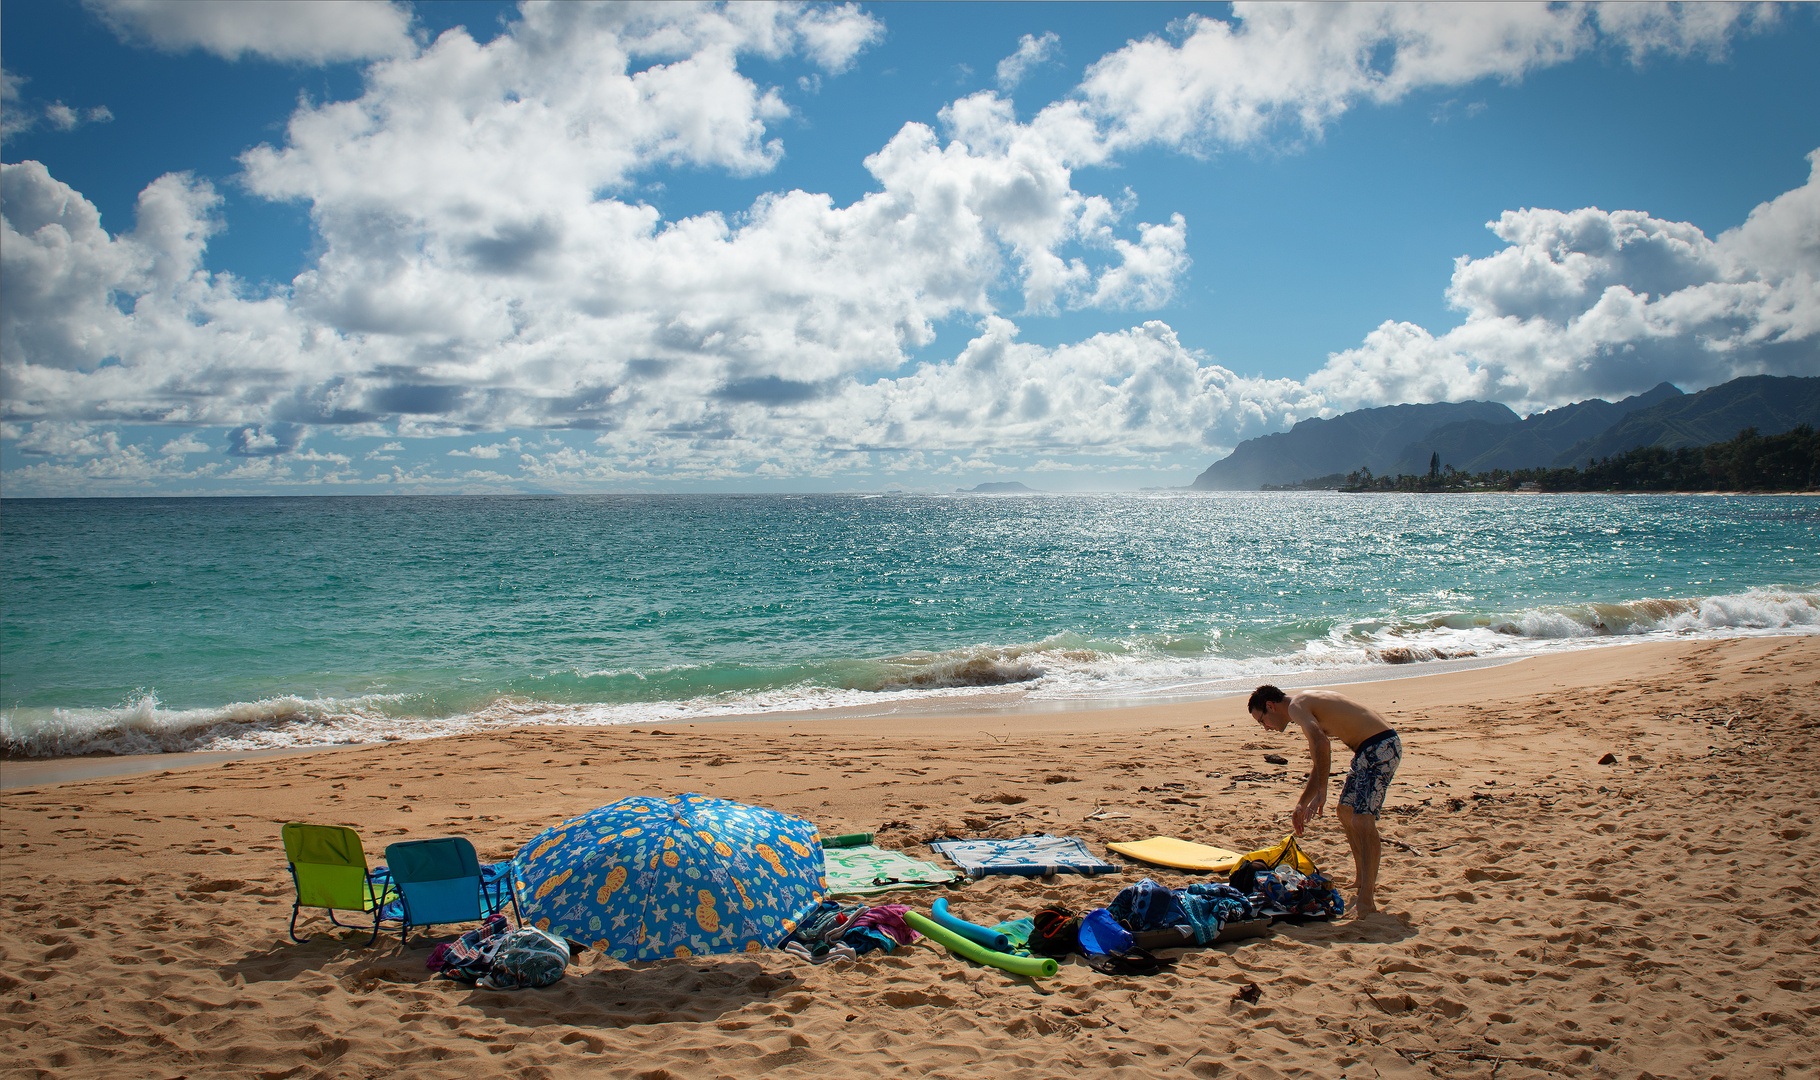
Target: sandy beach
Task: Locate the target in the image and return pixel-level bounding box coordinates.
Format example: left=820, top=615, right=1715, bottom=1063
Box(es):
left=3, top=635, right=1816, bottom=1080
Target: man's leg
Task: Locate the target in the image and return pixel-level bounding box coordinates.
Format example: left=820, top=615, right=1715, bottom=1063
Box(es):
left=1339, top=805, right=1382, bottom=917
left=1336, top=804, right=1363, bottom=913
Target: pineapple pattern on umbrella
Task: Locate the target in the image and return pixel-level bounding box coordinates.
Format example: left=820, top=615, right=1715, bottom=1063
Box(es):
left=511, top=793, right=828, bottom=962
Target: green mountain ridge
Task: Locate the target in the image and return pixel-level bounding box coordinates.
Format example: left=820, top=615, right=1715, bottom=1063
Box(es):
left=1385, top=383, right=1683, bottom=476
left=1557, top=375, right=1820, bottom=466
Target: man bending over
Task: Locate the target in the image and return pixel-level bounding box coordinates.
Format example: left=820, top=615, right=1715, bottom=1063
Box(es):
left=1247, top=685, right=1402, bottom=918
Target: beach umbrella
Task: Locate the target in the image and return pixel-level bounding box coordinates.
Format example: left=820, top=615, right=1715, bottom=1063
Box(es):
left=511, top=792, right=827, bottom=961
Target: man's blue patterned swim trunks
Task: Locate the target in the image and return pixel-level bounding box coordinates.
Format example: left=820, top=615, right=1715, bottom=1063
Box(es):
left=1338, top=729, right=1401, bottom=816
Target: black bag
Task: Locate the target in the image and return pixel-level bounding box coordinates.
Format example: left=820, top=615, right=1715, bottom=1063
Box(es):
left=1227, top=859, right=1273, bottom=892
left=1029, top=906, right=1081, bottom=957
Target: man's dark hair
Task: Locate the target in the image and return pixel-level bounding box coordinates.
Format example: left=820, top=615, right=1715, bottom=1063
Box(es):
left=1248, top=684, right=1288, bottom=714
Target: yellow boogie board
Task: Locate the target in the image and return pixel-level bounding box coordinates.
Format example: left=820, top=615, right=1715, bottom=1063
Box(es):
left=1107, top=834, right=1319, bottom=875
left=1106, top=837, right=1246, bottom=873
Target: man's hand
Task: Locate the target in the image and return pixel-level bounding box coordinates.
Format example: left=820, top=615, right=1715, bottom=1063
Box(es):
left=1288, top=702, right=1331, bottom=836
left=1292, top=790, right=1326, bottom=835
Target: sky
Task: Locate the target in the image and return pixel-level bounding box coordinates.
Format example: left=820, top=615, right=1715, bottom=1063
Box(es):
left=2, top=0, right=1817, bottom=496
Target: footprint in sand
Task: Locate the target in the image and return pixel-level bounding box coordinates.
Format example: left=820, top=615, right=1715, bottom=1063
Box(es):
left=1463, top=867, right=1523, bottom=883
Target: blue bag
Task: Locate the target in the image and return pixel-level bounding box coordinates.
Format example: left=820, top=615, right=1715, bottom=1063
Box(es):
left=1077, top=907, right=1136, bottom=956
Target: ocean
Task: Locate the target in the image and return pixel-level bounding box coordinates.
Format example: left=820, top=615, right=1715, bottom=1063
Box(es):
left=3, top=492, right=1815, bottom=757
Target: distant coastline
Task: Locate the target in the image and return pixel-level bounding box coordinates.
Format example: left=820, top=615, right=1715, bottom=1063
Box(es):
left=1333, top=424, right=1817, bottom=494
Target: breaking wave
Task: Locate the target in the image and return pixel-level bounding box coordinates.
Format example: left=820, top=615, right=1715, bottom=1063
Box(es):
left=4, top=589, right=1813, bottom=759
left=1340, top=588, right=1820, bottom=666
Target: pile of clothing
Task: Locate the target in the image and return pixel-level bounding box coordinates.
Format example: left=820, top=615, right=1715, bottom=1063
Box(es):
left=778, top=901, right=919, bottom=964
left=1014, top=865, right=1343, bottom=977
left=426, top=914, right=573, bottom=990
left=1107, top=878, right=1258, bottom=945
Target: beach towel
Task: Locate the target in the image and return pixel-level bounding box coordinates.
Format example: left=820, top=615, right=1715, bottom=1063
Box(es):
left=992, top=917, right=1035, bottom=948
left=928, top=834, right=1115, bottom=879
left=823, top=843, right=958, bottom=896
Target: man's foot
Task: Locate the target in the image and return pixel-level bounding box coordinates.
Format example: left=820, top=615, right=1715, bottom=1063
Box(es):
left=1346, top=895, right=1378, bottom=919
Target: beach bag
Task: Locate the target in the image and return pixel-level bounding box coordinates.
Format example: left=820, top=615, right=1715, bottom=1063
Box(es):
left=426, top=913, right=511, bottom=976
left=1230, top=835, right=1342, bottom=919
left=1228, top=834, right=1317, bottom=890
left=476, top=926, right=571, bottom=990
left=1029, top=906, right=1081, bottom=957
left=1228, top=860, right=1272, bottom=892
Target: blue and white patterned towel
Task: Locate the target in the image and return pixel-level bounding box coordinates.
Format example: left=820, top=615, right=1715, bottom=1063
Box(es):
left=928, top=835, right=1115, bottom=879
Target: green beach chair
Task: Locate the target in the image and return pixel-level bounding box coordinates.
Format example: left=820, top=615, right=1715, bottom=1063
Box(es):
left=281, top=822, right=398, bottom=946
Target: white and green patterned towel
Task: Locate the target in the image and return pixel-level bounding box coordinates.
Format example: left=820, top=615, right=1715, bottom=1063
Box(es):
left=824, top=844, right=957, bottom=896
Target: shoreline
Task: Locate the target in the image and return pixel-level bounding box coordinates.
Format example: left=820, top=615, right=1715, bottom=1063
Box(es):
left=2, top=652, right=1531, bottom=789
left=10, top=626, right=1814, bottom=789
left=13, top=620, right=1819, bottom=788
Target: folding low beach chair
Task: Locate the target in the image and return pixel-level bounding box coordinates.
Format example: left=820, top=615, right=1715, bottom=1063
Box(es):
left=384, top=836, right=520, bottom=946
left=282, top=822, right=398, bottom=946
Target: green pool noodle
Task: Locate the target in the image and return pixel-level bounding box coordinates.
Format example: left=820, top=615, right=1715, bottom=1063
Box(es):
left=905, top=911, right=1058, bottom=979
left=820, top=832, right=874, bottom=848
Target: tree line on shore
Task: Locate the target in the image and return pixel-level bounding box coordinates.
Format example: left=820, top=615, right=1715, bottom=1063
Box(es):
left=1323, top=425, right=1819, bottom=493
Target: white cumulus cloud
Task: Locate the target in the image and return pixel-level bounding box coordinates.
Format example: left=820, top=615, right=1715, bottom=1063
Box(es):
left=793, top=2, right=885, bottom=73
left=84, top=0, right=417, bottom=64
left=2, top=3, right=1188, bottom=443
left=1061, top=1, right=1773, bottom=160
left=1309, top=149, right=1820, bottom=412
left=996, top=31, right=1060, bottom=90
left=1, top=68, right=114, bottom=141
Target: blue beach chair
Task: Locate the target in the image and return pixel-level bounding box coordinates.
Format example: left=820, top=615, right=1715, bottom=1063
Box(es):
left=383, top=836, right=520, bottom=946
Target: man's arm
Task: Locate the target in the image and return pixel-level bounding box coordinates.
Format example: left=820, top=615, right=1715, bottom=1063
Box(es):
left=1289, top=703, right=1331, bottom=836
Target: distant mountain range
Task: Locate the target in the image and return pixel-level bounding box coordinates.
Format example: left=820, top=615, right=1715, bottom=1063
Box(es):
left=1191, top=375, right=1820, bottom=490
left=1191, top=400, right=1517, bottom=490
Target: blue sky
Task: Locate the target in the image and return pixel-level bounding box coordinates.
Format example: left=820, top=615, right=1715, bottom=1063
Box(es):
left=3, top=1, right=1817, bottom=495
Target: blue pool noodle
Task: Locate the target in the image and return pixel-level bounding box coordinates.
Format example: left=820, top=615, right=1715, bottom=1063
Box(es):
left=930, top=897, right=1011, bottom=952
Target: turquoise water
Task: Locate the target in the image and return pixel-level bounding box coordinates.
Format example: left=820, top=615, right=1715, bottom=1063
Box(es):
left=3, top=492, right=1815, bottom=756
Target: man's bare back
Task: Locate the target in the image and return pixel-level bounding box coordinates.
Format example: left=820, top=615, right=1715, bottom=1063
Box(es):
left=1283, top=689, right=1392, bottom=751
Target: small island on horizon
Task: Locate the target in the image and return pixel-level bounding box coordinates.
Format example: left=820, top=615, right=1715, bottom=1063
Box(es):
left=959, top=481, right=1039, bottom=494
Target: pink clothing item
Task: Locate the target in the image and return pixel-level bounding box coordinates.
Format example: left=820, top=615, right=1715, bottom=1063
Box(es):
left=848, top=904, right=918, bottom=946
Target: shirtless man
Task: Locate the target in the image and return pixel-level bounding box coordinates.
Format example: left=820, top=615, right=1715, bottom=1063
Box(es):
left=1247, top=685, right=1402, bottom=918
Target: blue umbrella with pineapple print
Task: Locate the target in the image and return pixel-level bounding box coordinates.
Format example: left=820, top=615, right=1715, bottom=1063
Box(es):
left=511, top=793, right=828, bottom=961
